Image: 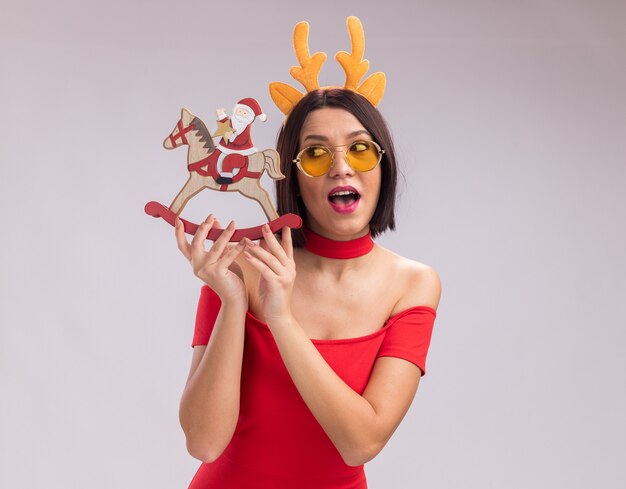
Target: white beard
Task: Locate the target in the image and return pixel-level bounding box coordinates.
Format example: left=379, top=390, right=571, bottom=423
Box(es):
left=231, top=111, right=254, bottom=137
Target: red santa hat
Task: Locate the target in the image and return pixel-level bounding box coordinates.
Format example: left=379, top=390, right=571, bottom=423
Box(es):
left=234, top=97, right=267, bottom=122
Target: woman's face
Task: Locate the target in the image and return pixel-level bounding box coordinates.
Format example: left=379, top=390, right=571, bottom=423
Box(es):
left=296, top=107, right=382, bottom=240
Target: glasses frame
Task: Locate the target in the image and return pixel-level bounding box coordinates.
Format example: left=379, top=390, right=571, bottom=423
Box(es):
left=292, top=140, right=385, bottom=178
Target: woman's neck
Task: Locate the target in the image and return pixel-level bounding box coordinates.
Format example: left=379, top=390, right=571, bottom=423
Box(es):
left=296, top=225, right=375, bottom=280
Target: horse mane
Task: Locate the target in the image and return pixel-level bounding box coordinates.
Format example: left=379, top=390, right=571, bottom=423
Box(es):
left=191, top=117, right=215, bottom=151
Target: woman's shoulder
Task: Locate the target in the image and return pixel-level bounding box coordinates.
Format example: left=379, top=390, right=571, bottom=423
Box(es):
left=376, top=246, right=442, bottom=315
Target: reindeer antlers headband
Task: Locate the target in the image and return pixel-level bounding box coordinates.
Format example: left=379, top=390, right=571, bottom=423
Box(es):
left=269, top=16, right=386, bottom=116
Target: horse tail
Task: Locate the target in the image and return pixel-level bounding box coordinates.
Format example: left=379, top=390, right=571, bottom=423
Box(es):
left=262, top=149, right=285, bottom=179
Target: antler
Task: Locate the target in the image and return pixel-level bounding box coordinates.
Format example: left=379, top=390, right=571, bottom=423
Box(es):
left=335, top=16, right=386, bottom=107
left=269, top=21, right=327, bottom=116
left=269, top=17, right=385, bottom=116
left=289, top=21, right=327, bottom=92
left=335, top=16, right=369, bottom=90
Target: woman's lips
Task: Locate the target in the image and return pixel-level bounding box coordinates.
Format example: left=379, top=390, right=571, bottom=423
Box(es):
left=328, top=196, right=360, bottom=214
left=327, top=186, right=361, bottom=214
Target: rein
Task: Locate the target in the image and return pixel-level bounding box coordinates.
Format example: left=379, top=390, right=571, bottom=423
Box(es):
left=169, top=120, right=195, bottom=147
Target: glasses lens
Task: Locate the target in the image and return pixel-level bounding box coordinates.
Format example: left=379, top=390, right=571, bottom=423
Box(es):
left=299, top=145, right=333, bottom=177
left=346, top=141, right=381, bottom=171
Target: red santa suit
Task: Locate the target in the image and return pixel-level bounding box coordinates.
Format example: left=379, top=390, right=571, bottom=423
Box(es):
left=214, top=98, right=267, bottom=183
left=215, top=117, right=258, bottom=180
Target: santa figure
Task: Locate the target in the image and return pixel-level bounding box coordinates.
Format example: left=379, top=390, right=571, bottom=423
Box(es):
left=214, top=97, right=267, bottom=184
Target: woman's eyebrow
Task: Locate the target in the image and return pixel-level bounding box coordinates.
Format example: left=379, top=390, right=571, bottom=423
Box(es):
left=302, top=130, right=371, bottom=144
left=302, top=134, right=328, bottom=143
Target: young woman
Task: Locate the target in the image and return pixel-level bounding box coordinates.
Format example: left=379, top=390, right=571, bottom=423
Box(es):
left=174, top=88, right=441, bottom=489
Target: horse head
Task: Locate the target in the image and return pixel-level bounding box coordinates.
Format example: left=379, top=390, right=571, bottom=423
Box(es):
left=163, top=108, right=196, bottom=150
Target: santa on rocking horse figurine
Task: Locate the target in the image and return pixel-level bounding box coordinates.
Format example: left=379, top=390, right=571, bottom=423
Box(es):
left=145, top=96, right=302, bottom=241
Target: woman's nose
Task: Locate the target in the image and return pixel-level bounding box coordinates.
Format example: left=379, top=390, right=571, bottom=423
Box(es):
left=328, top=150, right=355, bottom=177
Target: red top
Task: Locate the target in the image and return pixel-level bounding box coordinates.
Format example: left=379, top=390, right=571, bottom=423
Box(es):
left=188, top=285, right=437, bottom=489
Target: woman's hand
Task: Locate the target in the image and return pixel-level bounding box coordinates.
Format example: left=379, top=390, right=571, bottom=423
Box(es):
left=175, top=214, right=247, bottom=307
left=243, top=224, right=295, bottom=323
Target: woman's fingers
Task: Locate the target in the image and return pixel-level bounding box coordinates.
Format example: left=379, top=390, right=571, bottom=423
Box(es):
left=259, top=224, right=290, bottom=266
left=242, top=248, right=276, bottom=281
left=213, top=218, right=224, bottom=258
left=190, top=214, right=214, bottom=255
left=209, top=220, right=238, bottom=260
left=174, top=217, right=192, bottom=261
left=282, top=227, right=293, bottom=260
left=244, top=238, right=284, bottom=275
left=177, top=219, right=294, bottom=285
left=219, top=239, right=247, bottom=269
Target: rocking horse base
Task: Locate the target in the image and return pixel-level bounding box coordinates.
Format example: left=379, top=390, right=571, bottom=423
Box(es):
left=144, top=201, right=303, bottom=241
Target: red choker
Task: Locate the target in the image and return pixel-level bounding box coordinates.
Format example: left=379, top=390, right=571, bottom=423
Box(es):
left=302, top=227, right=374, bottom=259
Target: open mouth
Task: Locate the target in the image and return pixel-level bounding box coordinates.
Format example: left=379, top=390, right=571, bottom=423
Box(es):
left=328, top=189, right=361, bottom=207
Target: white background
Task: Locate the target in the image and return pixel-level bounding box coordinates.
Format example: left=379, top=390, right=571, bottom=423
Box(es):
left=1, top=1, right=625, bottom=487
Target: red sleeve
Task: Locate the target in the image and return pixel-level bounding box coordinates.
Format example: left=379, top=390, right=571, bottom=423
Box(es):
left=191, top=285, right=222, bottom=347
left=376, top=306, right=437, bottom=376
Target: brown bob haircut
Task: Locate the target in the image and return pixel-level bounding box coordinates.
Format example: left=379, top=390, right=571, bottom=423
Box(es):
left=275, top=88, right=398, bottom=247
